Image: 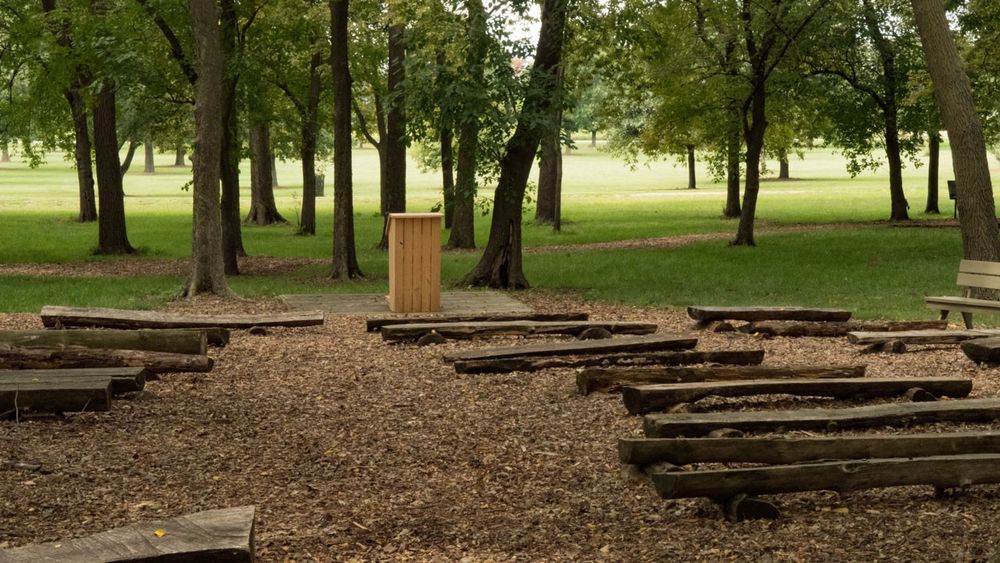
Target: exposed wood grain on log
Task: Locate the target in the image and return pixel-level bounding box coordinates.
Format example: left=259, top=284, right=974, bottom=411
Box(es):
left=0, top=368, right=147, bottom=395
left=0, top=506, right=256, bottom=562
left=643, top=398, right=1000, bottom=438
left=0, top=346, right=212, bottom=374
left=41, top=305, right=323, bottom=330
left=848, top=329, right=1000, bottom=345
left=650, top=454, right=1000, bottom=500
left=0, top=378, right=111, bottom=416
left=454, top=349, right=765, bottom=375
left=619, top=431, right=1000, bottom=466
left=0, top=329, right=208, bottom=355
left=577, top=365, right=865, bottom=395
left=443, top=334, right=697, bottom=363
left=381, top=320, right=657, bottom=342
left=688, top=306, right=852, bottom=322
left=623, top=377, right=973, bottom=415
left=366, top=312, right=588, bottom=331
left=962, top=337, right=1000, bottom=363
left=743, top=320, right=948, bottom=338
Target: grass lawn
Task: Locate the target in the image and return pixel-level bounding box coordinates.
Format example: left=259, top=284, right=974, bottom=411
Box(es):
left=2, top=143, right=1000, bottom=321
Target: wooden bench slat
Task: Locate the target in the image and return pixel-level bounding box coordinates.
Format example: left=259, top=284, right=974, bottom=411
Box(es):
left=847, top=329, right=1000, bottom=345
left=0, top=329, right=208, bottom=355
left=957, top=272, right=1000, bottom=291
left=41, top=306, right=323, bottom=330
left=619, top=431, right=1000, bottom=466
left=643, top=398, right=1000, bottom=438
left=622, top=377, right=973, bottom=415
left=959, top=259, right=1000, bottom=276
left=0, top=368, right=147, bottom=394
left=442, top=334, right=697, bottom=363
left=687, top=306, right=852, bottom=323
left=577, top=364, right=865, bottom=395
left=650, top=454, right=1000, bottom=500
left=0, top=378, right=111, bottom=415
left=366, top=312, right=589, bottom=331
left=454, top=349, right=764, bottom=374
left=381, top=320, right=657, bottom=342
left=0, top=506, right=256, bottom=562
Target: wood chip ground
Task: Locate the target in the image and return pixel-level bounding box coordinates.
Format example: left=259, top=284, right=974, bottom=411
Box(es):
left=3, top=291, right=1000, bottom=561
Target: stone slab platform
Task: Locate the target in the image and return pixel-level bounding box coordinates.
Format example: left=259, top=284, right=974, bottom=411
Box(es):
left=280, top=291, right=533, bottom=315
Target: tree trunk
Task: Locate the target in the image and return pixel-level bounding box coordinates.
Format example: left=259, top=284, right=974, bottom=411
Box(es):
left=778, top=148, right=789, bottom=180
left=926, top=131, right=941, bottom=214
left=686, top=144, right=697, bottom=189
left=885, top=109, right=910, bottom=220
left=733, top=81, right=767, bottom=246
left=299, top=50, right=322, bottom=236
left=536, top=117, right=562, bottom=223
left=330, top=0, right=363, bottom=279
left=186, top=0, right=231, bottom=297
left=441, top=123, right=455, bottom=229
left=591, top=130, right=597, bottom=148
left=144, top=139, right=155, bottom=173
left=119, top=139, right=139, bottom=178
left=447, top=0, right=489, bottom=250
left=271, top=157, right=278, bottom=187
left=246, top=122, right=286, bottom=225
left=911, top=0, right=1000, bottom=261
left=174, top=146, right=186, bottom=166
left=66, top=88, right=98, bottom=223
left=1, top=143, right=10, bottom=162
left=724, top=112, right=741, bottom=218
left=378, top=21, right=407, bottom=250
left=91, top=83, right=134, bottom=255
left=462, top=0, right=568, bottom=287
left=220, top=0, right=244, bottom=275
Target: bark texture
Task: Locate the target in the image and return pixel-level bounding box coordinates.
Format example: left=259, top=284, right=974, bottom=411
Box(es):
left=186, top=0, right=231, bottom=296
left=462, top=0, right=568, bottom=287
left=912, top=0, right=1000, bottom=261
left=246, top=122, right=286, bottom=225
left=441, top=124, right=455, bottom=228
left=330, top=0, right=363, bottom=279
left=378, top=21, right=407, bottom=250
left=219, top=0, right=245, bottom=274
left=686, top=144, right=697, bottom=189
left=144, top=139, right=155, bottom=173
left=926, top=130, right=941, bottom=213
left=91, top=83, right=134, bottom=255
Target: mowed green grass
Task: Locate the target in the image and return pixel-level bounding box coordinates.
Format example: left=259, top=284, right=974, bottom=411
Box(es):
left=2, top=143, right=1000, bottom=321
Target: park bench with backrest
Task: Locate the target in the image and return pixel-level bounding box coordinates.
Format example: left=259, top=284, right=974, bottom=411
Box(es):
left=925, top=260, right=1000, bottom=328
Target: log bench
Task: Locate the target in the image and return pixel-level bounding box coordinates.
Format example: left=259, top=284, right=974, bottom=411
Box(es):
left=687, top=306, right=852, bottom=323
left=381, top=320, right=657, bottom=342
left=0, top=368, right=147, bottom=395
left=1, top=377, right=112, bottom=417
left=622, top=376, right=973, bottom=415
left=366, top=312, right=588, bottom=331
left=578, top=364, right=866, bottom=395
left=848, top=329, right=1000, bottom=346
left=0, top=506, right=256, bottom=562
left=454, top=349, right=764, bottom=375
left=41, top=305, right=323, bottom=330
left=926, top=259, right=1000, bottom=328
left=442, top=333, right=697, bottom=363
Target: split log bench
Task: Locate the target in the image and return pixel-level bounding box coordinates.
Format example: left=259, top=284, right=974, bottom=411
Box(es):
left=643, top=398, right=1000, bottom=438
left=0, top=506, right=256, bottom=562
left=381, top=320, right=657, bottom=343
left=0, top=346, right=212, bottom=374
left=650, top=454, right=1000, bottom=500
left=41, top=305, right=323, bottom=330
left=742, top=320, right=947, bottom=338
left=1, top=378, right=112, bottom=418
left=454, top=349, right=764, bottom=375
left=962, top=337, right=1000, bottom=363
left=0, top=329, right=212, bottom=355
left=366, top=312, right=588, bottom=331
left=0, top=368, right=147, bottom=395
left=443, top=333, right=697, bottom=363
left=925, top=259, right=1000, bottom=328
left=688, top=306, right=852, bottom=324
left=619, top=431, right=1000, bottom=466
left=848, top=329, right=1000, bottom=346
left=623, top=376, right=973, bottom=415
left=578, top=364, right=866, bottom=395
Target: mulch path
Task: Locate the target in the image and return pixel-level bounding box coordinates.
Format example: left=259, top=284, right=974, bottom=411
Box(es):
left=2, top=292, right=1000, bottom=561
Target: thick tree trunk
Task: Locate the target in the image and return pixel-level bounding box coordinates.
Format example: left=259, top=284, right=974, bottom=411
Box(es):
left=724, top=114, right=741, bottom=218
left=91, top=83, right=133, bottom=255
left=186, top=0, right=231, bottom=297
left=144, top=139, right=155, bottom=173
left=778, top=148, right=789, bottom=179
left=174, top=146, right=186, bottom=166
left=686, top=144, right=696, bottom=189
left=330, top=0, right=363, bottom=279
left=219, top=0, right=244, bottom=275
left=536, top=118, right=562, bottom=222
left=298, top=49, right=323, bottom=236
left=378, top=21, right=407, bottom=250
left=246, top=122, right=286, bottom=225
left=441, top=124, right=455, bottom=229
left=926, top=131, right=941, bottom=214
left=733, top=83, right=767, bottom=246
left=912, top=0, right=1000, bottom=261
left=447, top=0, right=489, bottom=250
left=462, top=0, right=568, bottom=287
left=885, top=110, right=910, bottom=220
left=66, top=88, right=98, bottom=223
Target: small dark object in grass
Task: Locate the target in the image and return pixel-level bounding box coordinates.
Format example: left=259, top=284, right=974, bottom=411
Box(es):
left=249, top=326, right=268, bottom=336
left=708, top=428, right=745, bottom=438
left=578, top=327, right=613, bottom=340
left=723, top=494, right=781, bottom=522
left=417, top=332, right=447, bottom=346
left=905, top=387, right=938, bottom=402
left=712, top=322, right=736, bottom=333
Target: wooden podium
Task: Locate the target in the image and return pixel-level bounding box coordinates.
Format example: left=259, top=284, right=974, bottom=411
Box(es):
left=387, top=213, right=442, bottom=313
